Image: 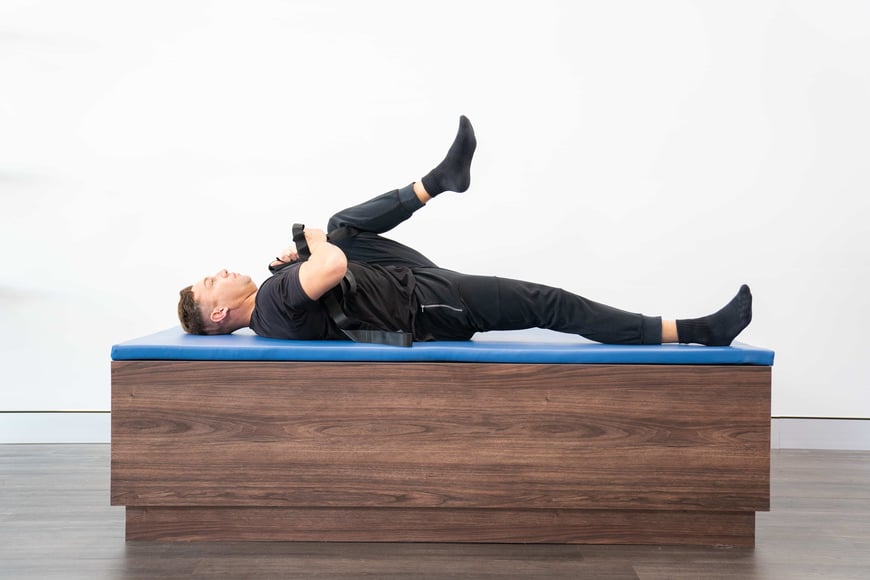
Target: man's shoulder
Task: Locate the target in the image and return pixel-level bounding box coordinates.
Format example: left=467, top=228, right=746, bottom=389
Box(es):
left=250, top=264, right=331, bottom=340
left=258, top=264, right=318, bottom=304
left=260, top=262, right=299, bottom=290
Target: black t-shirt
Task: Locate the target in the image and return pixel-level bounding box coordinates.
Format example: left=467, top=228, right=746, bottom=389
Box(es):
left=249, top=261, right=417, bottom=340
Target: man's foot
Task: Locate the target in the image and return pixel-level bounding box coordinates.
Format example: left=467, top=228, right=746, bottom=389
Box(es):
left=421, top=115, right=476, bottom=196
left=676, top=285, right=753, bottom=346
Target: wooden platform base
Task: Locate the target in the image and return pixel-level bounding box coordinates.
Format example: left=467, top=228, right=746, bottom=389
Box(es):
left=127, top=507, right=755, bottom=546
left=112, top=360, right=770, bottom=546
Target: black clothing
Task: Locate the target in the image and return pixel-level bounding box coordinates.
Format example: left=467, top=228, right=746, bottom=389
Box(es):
left=251, top=184, right=662, bottom=344
left=411, top=268, right=662, bottom=344
left=249, top=261, right=417, bottom=341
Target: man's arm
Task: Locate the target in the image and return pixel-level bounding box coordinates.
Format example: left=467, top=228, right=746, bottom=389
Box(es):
left=297, top=228, right=348, bottom=301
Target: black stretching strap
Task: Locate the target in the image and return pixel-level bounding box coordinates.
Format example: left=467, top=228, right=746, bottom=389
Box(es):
left=272, top=224, right=412, bottom=347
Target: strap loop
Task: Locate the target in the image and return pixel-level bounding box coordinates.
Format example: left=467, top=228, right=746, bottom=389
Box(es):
left=292, top=223, right=310, bottom=260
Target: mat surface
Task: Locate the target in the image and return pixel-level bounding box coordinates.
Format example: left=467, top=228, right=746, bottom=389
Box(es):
left=112, top=328, right=774, bottom=365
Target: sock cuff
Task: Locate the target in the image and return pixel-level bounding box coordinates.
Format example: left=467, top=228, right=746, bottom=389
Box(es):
left=398, top=183, right=425, bottom=211
left=676, top=318, right=706, bottom=345
left=420, top=175, right=441, bottom=197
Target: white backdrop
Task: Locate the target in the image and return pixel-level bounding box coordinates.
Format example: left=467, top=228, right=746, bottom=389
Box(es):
left=1, top=1, right=868, bottom=423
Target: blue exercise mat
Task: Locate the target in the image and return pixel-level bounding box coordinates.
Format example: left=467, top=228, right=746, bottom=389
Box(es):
left=111, top=327, right=774, bottom=365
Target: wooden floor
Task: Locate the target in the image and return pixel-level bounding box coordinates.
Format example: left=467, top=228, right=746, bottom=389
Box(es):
left=1, top=446, right=868, bottom=579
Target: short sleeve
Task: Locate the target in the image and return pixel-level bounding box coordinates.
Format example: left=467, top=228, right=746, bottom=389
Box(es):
left=274, top=263, right=318, bottom=310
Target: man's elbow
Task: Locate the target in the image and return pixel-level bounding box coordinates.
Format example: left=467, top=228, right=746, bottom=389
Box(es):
left=323, top=249, right=348, bottom=284
left=330, top=254, right=349, bottom=280
left=298, top=244, right=349, bottom=301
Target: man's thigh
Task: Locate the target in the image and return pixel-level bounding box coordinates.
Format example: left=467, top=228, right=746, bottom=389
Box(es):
left=336, top=233, right=438, bottom=269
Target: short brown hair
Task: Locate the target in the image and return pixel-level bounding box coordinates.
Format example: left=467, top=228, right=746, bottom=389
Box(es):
left=178, top=285, right=207, bottom=335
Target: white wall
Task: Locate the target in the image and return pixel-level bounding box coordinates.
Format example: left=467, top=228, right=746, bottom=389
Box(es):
left=1, top=1, right=869, bottom=438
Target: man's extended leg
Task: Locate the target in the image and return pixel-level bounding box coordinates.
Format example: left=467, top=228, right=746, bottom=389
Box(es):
left=462, top=275, right=665, bottom=344
left=464, top=277, right=752, bottom=345
left=414, top=271, right=752, bottom=345
left=413, top=270, right=663, bottom=344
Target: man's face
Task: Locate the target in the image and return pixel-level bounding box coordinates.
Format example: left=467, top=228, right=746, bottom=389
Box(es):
left=191, top=268, right=256, bottom=313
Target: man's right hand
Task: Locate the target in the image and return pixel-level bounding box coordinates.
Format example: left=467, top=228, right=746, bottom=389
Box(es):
left=272, top=227, right=327, bottom=267
left=303, top=228, right=328, bottom=245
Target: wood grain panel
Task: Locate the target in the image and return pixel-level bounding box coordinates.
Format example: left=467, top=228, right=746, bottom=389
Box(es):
left=112, top=361, right=770, bottom=512
left=125, top=506, right=756, bottom=546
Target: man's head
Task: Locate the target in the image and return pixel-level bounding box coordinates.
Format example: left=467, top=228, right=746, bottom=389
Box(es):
left=178, top=269, right=258, bottom=335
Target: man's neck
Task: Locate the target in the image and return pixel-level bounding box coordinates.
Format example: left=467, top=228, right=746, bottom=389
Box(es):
left=224, top=289, right=258, bottom=332
left=240, top=289, right=258, bottom=328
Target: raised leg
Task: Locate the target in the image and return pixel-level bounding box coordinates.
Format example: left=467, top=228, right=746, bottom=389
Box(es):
left=325, top=116, right=476, bottom=269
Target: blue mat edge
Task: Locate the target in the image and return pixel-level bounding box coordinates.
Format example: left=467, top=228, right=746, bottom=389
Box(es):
left=111, top=327, right=775, bottom=365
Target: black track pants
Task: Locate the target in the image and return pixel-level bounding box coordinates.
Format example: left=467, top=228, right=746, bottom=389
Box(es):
left=412, top=269, right=662, bottom=344
left=327, top=184, right=438, bottom=269
left=326, top=184, right=662, bottom=345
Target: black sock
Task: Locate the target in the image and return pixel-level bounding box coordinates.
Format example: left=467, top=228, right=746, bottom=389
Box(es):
left=421, top=115, right=476, bottom=196
left=676, top=285, right=753, bottom=346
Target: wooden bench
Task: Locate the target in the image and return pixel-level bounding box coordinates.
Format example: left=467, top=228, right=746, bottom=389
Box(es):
left=111, top=328, right=773, bottom=546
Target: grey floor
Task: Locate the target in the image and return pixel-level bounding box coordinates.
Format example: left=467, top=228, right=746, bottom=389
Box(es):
left=1, top=446, right=869, bottom=579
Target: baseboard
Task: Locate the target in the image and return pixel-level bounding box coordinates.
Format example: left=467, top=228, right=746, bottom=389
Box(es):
left=2, top=414, right=869, bottom=449
left=0, top=412, right=110, bottom=443
left=772, top=418, right=870, bottom=450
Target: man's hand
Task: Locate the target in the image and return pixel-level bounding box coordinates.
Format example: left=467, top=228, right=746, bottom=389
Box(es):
left=303, top=228, right=328, bottom=245
left=276, top=245, right=300, bottom=263
left=270, top=229, right=328, bottom=269
left=270, top=245, right=299, bottom=271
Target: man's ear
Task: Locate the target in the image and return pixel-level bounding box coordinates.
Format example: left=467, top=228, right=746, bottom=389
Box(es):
left=210, top=306, right=227, bottom=324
